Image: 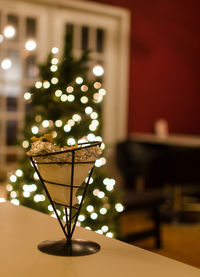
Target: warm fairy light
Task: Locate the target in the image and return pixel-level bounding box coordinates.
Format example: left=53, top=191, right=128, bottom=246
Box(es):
left=86, top=205, right=94, bottom=213
left=52, top=47, right=59, bottom=54
left=78, top=215, right=85, bottom=222
left=89, top=125, right=96, bottom=131
left=50, top=65, right=57, bottom=72
left=93, top=65, right=104, bottom=76
left=24, top=92, right=31, bottom=100
left=33, top=172, right=39, bottom=180
left=95, top=136, right=102, bottom=142
left=99, top=88, right=106, bottom=96
left=100, top=157, right=106, bottom=165
left=81, top=85, right=88, bottom=92
left=23, top=184, right=37, bottom=192
left=80, top=96, right=88, bottom=104
left=115, top=203, right=124, bottom=212
left=35, top=81, right=42, bottom=89
left=31, top=126, right=39, bottom=134
left=66, top=86, right=74, bottom=93
left=85, top=106, right=93, bottom=115
left=77, top=196, right=82, bottom=204
left=101, top=225, right=108, bottom=232
left=96, top=230, right=103, bottom=234
left=4, top=25, right=16, bottom=38
left=67, top=138, right=76, bottom=145
left=75, top=77, right=83, bottom=84
left=42, top=120, right=49, bottom=128
left=91, top=120, right=99, bottom=127
left=95, top=159, right=102, bottom=167
left=55, top=89, right=62, bottom=97
left=34, top=194, right=46, bottom=202
left=6, top=184, right=13, bottom=191
left=90, top=112, right=98, bottom=119
left=15, top=169, right=23, bottom=177
left=35, top=115, right=42, bottom=122
left=94, top=82, right=101, bottom=89
left=87, top=133, right=95, bottom=141
left=22, top=140, right=29, bottom=148
left=48, top=205, right=53, bottom=212
left=90, top=212, right=98, bottom=220
left=68, top=94, right=75, bottom=102
left=64, top=124, right=71, bottom=132
left=93, top=93, right=103, bottom=102
left=85, top=176, right=93, bottom=184
left=93, top=189, right=99, bottom=196
left=51, top=77, right=58, bottom=84
left=25, top=39, right=37, bottom=51
left=68, top=119, right=75, bottom=127
left=52, top=131, right=57, bottom=138
left=97, top=191, right=105, bottom=199
left=55, top=120, right=63, bottom=127
left=1, top=58, right=12, bottom=70
left=10, top=175, right=17, bottom=182
left=100, top=143, right=105, bottom=150
left=43, top=81, right=50, bottom=89
left=106, top=232, right=113, bottom=238
left=100, top=208, right=107, bottom=215
left=10, top=191, right=17, bottom=198
left=85, top=227, right=91, bottom=230
left=72, top=114, right=81, bottom=122
left=60, top=94, right=68, bottom=102
left=23, top=191, right=30, bottom=198
left=51, top=57, right=58, bottom=64
left=11, top=199, right=19, bottom=205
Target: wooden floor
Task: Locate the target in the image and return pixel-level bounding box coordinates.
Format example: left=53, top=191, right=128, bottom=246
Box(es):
left=120, top=212, right=200, bottom=269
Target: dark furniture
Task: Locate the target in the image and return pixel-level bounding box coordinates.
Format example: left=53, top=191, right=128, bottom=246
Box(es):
left=116, top=135, right=200, bottom=248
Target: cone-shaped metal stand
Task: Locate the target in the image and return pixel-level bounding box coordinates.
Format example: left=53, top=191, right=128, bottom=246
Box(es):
left=30, top=141, right=101, bottom=256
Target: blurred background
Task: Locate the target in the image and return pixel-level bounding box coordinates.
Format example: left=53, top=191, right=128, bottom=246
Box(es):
left=0, top=0, right=200, bottom=268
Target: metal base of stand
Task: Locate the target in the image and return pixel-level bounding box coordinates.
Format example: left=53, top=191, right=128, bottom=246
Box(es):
left=38, top=238, right=101, bottom=256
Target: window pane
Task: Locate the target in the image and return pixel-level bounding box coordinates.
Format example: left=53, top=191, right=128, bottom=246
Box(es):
left=6, top=96, right=17, bottom=111
left=6, top=120, right=17, bottom=145
left=81, top=26, right=89, bottom=51
left=4, top=50, right=22, bottom=81
left=4, top=83, right=21, bottom=97
left=25, top=54, right=37, bottom=78
left=6, top=154, right=17, bottom=162
left=7, top=14, right=19, bottom=42
left=26, top=17, right=36, bottom=38
left=96, top=28, right=104, bottom=53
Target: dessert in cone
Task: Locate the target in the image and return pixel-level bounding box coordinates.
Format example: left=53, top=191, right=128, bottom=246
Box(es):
left=27, top=134, right=102, bottom=206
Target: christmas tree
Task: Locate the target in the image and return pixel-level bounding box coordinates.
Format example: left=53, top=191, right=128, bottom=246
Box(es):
left=6, top=30, right=123, bottom=238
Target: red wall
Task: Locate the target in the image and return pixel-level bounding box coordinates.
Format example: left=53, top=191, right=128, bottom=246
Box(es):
left=90, top=0, right=200, bottom=135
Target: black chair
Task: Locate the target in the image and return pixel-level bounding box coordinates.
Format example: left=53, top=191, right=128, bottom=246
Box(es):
left=116, top=140, right=167, bottom=248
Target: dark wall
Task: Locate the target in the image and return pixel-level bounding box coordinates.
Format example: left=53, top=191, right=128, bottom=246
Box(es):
left=90, top=0, right=200, bottom=135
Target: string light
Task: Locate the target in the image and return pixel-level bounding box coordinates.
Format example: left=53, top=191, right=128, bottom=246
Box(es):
left=42, top=120, right=49, bottom=128
left=25, top=39, right=37, bottom=51
left=11, top=199, right=19, bottom=205
left=0, top=34, right=4, bottom=43
left=24, top=92, right=31, bottom=100
left=4, top=25, right=15, bottom=38
left=51, top=77, right=58, bottom=84
left=22, top=140, right=29, bottom=148
left=68, top=94, right=75, bottom=102
left=15, top=169, right=23, bottom=177
left=80, top=96, right=88, bottom=104
left=67, top=138, right=76, bottom=145
left=31, top=126, right=39, bottom=134
left=10, top=191, right=17, bottom=198
left=86, top=205, right=94, bottom=213
left=52, top=47, right=59, bottom=54
left=1, top=58, right=12, bottom=70
left=115, top=203, right=124, bottom=212
left=94, top=82, right=101, bottom=89
left=78, top=215, right=85, bottom=222
left=90, top=112, right=98, bottom=119
left=85, top=106, right=93, bottom=114
left=35, top=81, right=42, bottom=89
left=100, top=208, right=107, bottom=215
left=75, top=77, right=83, bottom=84
left=93, top=65, right=104, bottom=76
left=60, top=94, right=68, bottom=102
left=55, top=90, right=62, bottom=97
left=50, top=65, right=57, bottom=72
left=106, top=232, right=113, bottom=238
left=0, top=198, right=6, bottom=203
left=64, top=124, right=71, bottom=132
left=87, top=133, right=95, bottom=141
left=23, top=191, right=30, bottom=198
left=10, top=175, right=17, bottom=182
left=68, top=119, right=75, bottom=127
left=66, top=86, right=74, bottom=93
left=90, top=212, right=98, bottom=220
left=6, top=184, right=13, bottom=191
left=72, top=114, right=81, bottom=122
left=43, top=81, right=50, bottom=89
left=51, top=58, right=58, bottom=64
left=99, top=88, right=106, bottom=96
left=81, top=85, right=88, bottom=92
left=55, top=120, right=63, bottom=127
left=101, top=225, right=108, bottom=232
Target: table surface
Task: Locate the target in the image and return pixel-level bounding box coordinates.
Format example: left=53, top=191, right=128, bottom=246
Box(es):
left=1, top=202, right=200, bottom=277
left=131, top=133, right=200, bottom=147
